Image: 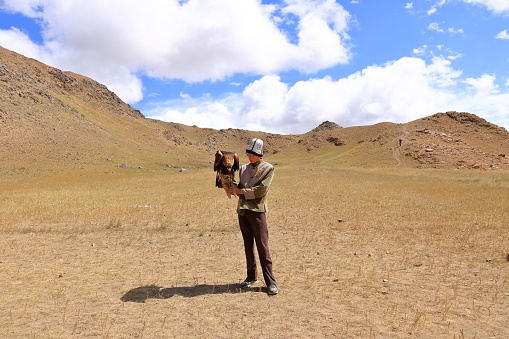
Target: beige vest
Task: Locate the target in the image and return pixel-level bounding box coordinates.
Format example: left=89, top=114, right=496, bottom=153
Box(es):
left=237, top=161, right=274, bottom=214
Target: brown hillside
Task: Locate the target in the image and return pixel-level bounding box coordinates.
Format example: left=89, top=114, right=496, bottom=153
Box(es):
left=1, top=45, right=509, bottom=172
left=403, top=112, right=509, bottom=169
left=0, top=46, right=292, bottom=173
left=293, top=112, right=509, bottom=169
left=1, top=46, right=162, bottom=171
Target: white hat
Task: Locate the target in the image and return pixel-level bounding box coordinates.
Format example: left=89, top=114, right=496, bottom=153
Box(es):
left=246, top=138, right=264, bottom=156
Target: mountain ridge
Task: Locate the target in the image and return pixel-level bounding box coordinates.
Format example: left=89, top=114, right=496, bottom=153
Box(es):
left=1, top=45, right=509, bottom=173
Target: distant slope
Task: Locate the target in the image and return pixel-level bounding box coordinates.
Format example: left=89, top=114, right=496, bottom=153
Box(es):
left=290, top=112, right=509, bottom=169
left=1, top=45, right=509, bottom=173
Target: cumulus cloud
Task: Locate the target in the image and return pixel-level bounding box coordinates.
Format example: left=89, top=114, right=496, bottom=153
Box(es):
left=143, top=55, right=509, bottom=135
left=0, top=0, right=352, bottom=104
left=149, top=54, right=509, bottom=134
left=148, top=96, right=239, bottom=130
left=458, top=74, right=509, bottom=127
left=0, top=27, right=45, bottom=58
left=240, top=56, right=465, bottom=133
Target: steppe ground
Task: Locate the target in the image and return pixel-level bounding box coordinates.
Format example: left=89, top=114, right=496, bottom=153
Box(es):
left=1, top=164, right=508, bottom=338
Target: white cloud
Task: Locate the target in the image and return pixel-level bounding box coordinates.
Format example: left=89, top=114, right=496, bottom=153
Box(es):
left=496, top=29, right=509, bottom=39
left=146, top=56, right=507, bottom=134
left=146, top=55, right=509, bottom=134
left=0, top=0, right=353, bottom=104
left=447, top=27, right=464, bottom=34
left=413, top=45, right=428, bottom=56
left=0, top=0, right=43, bottom=17
left=147, top=94, right=239, bottom=130
left=238, top=75, right=289, bottom=132
left=428, top=22, right=444, bottom=32
left=0, top=27, right=46, bottom=60
left=427, top=7, right=438, bottom=15
left=428, top=22, right=463, bottom=35
left=428, top=0, right=509, bottom=16
left=460, top=0, right=509, bottom=14
left=270, top=56, right=462, bottom=132
left=413, top=44, right=462, bottom=63
left=458, top=74, right=509, bottom=128
left=405, top=3, right=414, bottom=13
left=427, top=0, right=447, bottom=15
left=464, top=74, right=499, bottom=94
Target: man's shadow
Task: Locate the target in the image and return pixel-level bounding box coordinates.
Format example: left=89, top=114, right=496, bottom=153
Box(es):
left=121, top=284, right=265, bottom=303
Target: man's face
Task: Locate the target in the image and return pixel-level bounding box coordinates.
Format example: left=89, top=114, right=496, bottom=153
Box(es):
left=247, top=152, right=261, bottom=164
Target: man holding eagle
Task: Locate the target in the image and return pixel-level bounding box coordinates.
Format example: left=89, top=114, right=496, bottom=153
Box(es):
left=214, top=138, right=278, bottom=295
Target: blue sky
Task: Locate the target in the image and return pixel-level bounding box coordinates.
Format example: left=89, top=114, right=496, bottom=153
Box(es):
left=1, top=0, right=509, bottom=134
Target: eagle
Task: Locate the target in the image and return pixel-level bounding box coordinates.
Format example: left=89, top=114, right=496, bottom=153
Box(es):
left=214, top=150, right=240, bottom=198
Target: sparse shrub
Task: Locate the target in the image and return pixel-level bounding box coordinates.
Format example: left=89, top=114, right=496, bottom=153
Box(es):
left=106, top=219, right=122, bottom=229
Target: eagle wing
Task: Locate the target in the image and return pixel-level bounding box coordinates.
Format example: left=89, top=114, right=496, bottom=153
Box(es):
left=233, top=152, right=239, bottom=171
left=214, top=150, right=224, bottom=172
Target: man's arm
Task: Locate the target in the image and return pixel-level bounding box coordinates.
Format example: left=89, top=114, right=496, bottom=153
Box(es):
left=233, top=167, right=274, bottom=199
left=229, top=185, right=244, bottom=195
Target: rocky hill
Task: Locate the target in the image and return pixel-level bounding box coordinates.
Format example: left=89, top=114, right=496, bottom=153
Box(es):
left=1, top=45, right=509, bottom=173
left=295, top=111, right=509, bottom=169
left=0, top=46, right=267, bottom=173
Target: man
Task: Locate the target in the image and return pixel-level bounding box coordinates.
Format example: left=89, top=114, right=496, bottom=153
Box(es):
left=229, top=138, right=278, bottom=295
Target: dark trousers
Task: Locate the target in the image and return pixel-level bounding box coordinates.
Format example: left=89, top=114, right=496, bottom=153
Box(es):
left=238, top=210, right=276, bottom=286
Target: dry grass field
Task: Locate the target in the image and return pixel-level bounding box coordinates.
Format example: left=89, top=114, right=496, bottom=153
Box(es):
left=1, top=164, right=508, bottom=338
left=3, top=44, right=509, bottom=338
